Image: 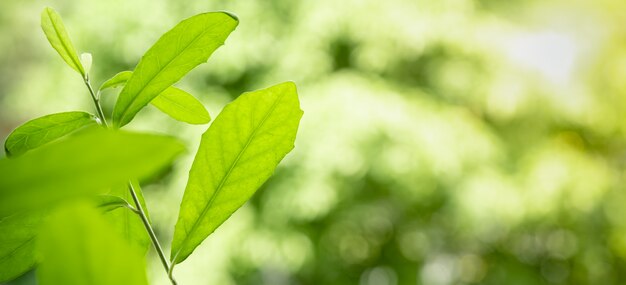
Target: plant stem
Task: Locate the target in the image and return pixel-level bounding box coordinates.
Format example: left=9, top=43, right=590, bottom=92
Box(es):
left=83, top=75, right=107, bottom=127
left=83, top=74, right=177, bottom=285
left=128, top=183, right=177, bottom=285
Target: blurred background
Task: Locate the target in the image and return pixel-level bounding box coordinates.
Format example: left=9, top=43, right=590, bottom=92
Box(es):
left=2, top=0, right=626, bottom=284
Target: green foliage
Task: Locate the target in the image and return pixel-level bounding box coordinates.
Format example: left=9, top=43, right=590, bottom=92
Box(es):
left=151, top=87, right=211, bottom=125
left=95, top=194, right=135, bottom=212
left=171, top=82, right=303, bottom=264
left=103, top=181, right=151, bottom=253
left=0, top=212, right=43, bottom=282
left=99, top=71, right=132, bottom=91
left=0, top=128, right=185, bottom=218
left=0, top=6, right=301, bottom=285
left=101, top=71, right=211, bottom=124
left=112, top=12, right=238, bottom=128
left=40, top=7, right=85, bottom=77
left=4, top=111, right=97, bottom=156
left=37, top=203, right=148, bottom=285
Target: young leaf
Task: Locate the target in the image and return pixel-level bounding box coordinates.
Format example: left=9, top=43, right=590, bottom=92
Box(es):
left=38, top=202, right=148, bottom=285
left=0, top=211, right=43, bottom=282
left=0, top=128, right=185, bottom=218
left=99, top=71, right=132, bottom=91
left=101, top=71, right=211, bottom=124
left=151, top=87, right=211, bottom=124
left=80, top=52, right=92, bottom=74
left=103, top=181, right=151, bottom=253
left=4, top=111, right=97, bottom=157
left=40, top=7, right=85, bottom=77
left=112, top=12, right=238, bottom=128
left=95, top=195, right=134, bottom=212
left=170, top=82, right=303, bottom=264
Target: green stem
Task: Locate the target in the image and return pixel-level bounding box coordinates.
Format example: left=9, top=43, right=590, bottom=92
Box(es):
left=82, top=73, right=177, bottom=285
left=83, top=75, right=107, bottom=127
left=128, top=183, right=177, bottom=285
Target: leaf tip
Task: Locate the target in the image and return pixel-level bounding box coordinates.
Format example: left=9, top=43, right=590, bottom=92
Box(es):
left=282, top=81, right=297, bottom=91
left=4, top=143, right=11, bottom=158
left=219, top=11, right=239, bottom=23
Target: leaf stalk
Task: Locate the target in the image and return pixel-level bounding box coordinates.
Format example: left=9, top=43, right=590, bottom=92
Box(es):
left=83, top=72, right=177, bottom=285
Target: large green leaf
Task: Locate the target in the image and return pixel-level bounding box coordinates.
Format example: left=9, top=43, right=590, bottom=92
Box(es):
left=0, top=128, right=185, bottom=218
left=40, top=7, right=85, bottom=77
left=37, top=202, right=148, bottom=285
left=170, top=82, right=303, bottom=264
left=112, top=12, right=238, bottom=128
left=102, top=180, right=151, bottom=253
left=151, top=87, right=211, bottom=124
left=4, top=111, right=97, bottom=157
left=100, top=71, right=211, bottom=124
left=0, top=212, right=43, bottom=282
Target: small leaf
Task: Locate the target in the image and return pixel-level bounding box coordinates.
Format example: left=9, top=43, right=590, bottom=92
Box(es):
left=95, top=194, right=133, bottom=212
left=37, top=202, right=148, bottom=285
left=112, top=12, right=238, bottom=128
left=40, top=7, right=85, bottom=76
left=99, top=71, right=132, bottom=91
left=80, top=52, right=92, bottom=74
left=0, top=211, right=43, bottom=282
left=100, top=71, right=211, bottom=124
left=170, top=82, right=303, bottom=264
left=151, top=87, right=211, bottom=124
left=4, top=111, right=97, bottom=157
left=0, top=128, right=185, bottom=218
left=103, top=181, right=151, bottom=253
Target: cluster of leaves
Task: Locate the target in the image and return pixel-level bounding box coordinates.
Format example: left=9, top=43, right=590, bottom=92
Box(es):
left=0, top=7, right=302, bottom=284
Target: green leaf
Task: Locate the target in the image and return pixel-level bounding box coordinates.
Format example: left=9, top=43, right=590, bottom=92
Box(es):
left=112, top=12, right=238, bottom=128
left=95, top=194, right=134, bottom=212
left=99, top=71, right=132, bottom=91
left=103, top=181, right=151, bottom=253
left=151, top=87, right=211, bottom=124
left=0, top=212, right=43, bottom=282
left=0, top=128, right=185, bottom=218
left=40, top=7, right=85, bottom=77
left=37, top=202, right=148, bottom=285
left=170, top=82, right=303, bottom=264
left=4, top=111, right=97, bottom=157
left=101, top=71, right=211, bottom=124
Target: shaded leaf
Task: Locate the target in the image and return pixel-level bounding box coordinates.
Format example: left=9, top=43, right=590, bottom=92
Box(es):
left=4, top=111, right=97, bottom=157
left=40, top=7, right=85, bottom=76
left=112, top=12, right=238, bottom=128
left=0, top=128, right=185, bottom=218
left=0, top=212, right=43, bottom=282
left=37, top=202, right=148, bottom=285
left=170, top=82, right=303, bottom=264
left=151, top=87, right=211, bottom=124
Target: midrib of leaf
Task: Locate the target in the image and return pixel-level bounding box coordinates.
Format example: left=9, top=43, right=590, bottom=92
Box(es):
left=46, top=9, right=82, bottom=75
left=173, top=91, right=285, bottom=262
left=118, top=20, right=222, bottom=125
